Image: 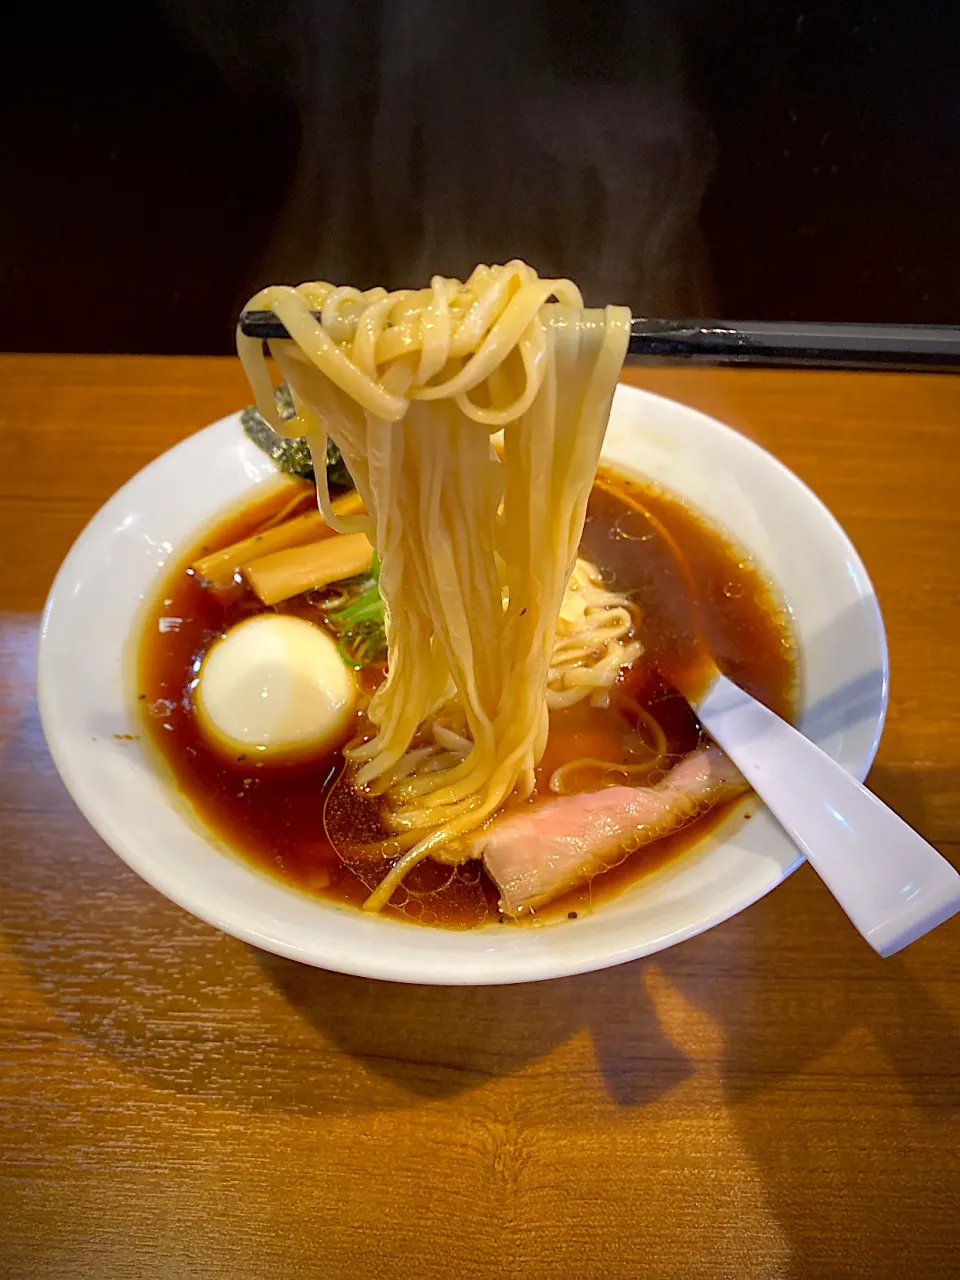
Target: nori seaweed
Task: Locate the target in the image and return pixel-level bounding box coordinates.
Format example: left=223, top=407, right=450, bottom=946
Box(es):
left=241, top=383, right=354, bottom=494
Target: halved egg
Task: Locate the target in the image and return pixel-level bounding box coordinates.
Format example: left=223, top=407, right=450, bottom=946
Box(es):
left=195, top=614, right=356, bottom=759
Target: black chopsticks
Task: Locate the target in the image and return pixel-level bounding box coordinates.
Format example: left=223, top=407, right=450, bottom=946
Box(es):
left=621, top=319, right=960, bottom=371
left=238, top=311, right=960, bottom=373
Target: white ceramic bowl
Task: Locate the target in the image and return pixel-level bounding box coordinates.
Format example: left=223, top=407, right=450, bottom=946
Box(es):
left=37, top=385, right=888, bottom=985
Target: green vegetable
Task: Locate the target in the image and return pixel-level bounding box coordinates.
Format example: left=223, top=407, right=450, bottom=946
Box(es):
left=241, top=383, right=353, bottom=494
left=320, top=554, right=387, bottom=668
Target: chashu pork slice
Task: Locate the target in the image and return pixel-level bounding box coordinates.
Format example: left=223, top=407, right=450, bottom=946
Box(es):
left=478, top=746, right=748, bottom=916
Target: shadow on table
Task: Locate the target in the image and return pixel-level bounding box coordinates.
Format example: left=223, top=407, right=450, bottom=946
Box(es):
left=654, top=856, right=960, bottom=1279
left=250, top=945, right=692, bottom=1112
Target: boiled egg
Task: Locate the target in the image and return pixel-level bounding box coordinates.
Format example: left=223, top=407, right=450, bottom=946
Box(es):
left=195, top=614, right=356, bottom=759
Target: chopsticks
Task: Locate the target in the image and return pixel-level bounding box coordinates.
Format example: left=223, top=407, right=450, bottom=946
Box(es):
left=238, top=312, right=960, bottom=373
left=622, top=319, right=960, bottom=371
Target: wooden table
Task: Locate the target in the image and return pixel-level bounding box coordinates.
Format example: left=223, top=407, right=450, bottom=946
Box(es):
left=1, top=356, right=958, bottom=1280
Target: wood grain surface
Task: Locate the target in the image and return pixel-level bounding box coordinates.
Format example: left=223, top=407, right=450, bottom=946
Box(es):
left=1, top=355, right=958, bottom=1280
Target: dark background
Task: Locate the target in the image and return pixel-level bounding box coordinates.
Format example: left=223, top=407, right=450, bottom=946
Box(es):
left=2, top=0, right=957, bottom=355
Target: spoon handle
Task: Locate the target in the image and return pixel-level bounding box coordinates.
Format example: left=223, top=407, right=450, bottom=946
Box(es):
left=694, top=672, right=960, bottom=956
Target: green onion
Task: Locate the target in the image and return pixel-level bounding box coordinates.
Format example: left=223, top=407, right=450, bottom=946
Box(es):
left=321, top=554, right=386, bottom=668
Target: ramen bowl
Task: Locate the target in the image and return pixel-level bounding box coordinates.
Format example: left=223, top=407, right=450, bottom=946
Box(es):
left=37, top=384, right=887, bottom=984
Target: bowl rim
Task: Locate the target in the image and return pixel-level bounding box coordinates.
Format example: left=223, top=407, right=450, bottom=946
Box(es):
left=37, top=384, right=889, bottom=984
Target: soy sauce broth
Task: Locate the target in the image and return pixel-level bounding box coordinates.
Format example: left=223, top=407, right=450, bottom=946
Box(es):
left=138, top=469, right=796, bottom=929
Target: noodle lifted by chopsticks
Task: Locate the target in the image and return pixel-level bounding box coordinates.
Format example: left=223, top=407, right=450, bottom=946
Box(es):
left=238, top=262, right=631, bottom=910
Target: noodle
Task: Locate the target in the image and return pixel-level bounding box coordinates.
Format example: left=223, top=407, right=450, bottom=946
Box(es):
left=548, top=758, right=660, bottom=794
left=548, top=703, right=670, bottom=795
left=547, top=558, right=643, bottom=710
left=238, top=263, right=631, bottom=910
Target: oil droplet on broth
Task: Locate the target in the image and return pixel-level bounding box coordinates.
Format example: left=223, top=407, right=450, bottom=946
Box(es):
left=723, top=581, right=745, bottom=599
left=612, top=511, right=655, bottom=542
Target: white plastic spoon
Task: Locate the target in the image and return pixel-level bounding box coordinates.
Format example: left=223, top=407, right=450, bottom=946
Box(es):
left=694, top=671, right=960, bottom=956
left=632, top=497, right=960, bottom=957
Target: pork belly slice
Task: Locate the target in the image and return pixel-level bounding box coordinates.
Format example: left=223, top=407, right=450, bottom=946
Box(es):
left=479, top=747, right=748, bottom=916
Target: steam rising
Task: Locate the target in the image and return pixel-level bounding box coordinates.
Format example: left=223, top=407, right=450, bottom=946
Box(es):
left=165, top=0, right=715, bottom=312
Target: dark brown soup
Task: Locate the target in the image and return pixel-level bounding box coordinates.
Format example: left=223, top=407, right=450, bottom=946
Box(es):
left=138, top=469, right=796, bottom=928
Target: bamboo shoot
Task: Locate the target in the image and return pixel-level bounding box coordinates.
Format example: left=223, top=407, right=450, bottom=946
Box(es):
left=244, top=533, right=374, bottom=606
left=192, top=490, right=366, bottom=590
